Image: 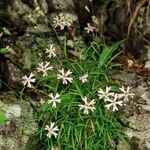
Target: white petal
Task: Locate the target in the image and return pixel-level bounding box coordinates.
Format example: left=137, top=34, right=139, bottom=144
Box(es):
left=55, top=93, right=60, bottom=99
left=105, top=103, right=112, bottom=110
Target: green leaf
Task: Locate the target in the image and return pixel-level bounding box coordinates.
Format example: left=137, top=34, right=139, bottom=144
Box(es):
left=98, top=40, right=124, bottom=68
left=0, top=48, right=9, bottom=54
left=0, top=111, right=6, bottom=125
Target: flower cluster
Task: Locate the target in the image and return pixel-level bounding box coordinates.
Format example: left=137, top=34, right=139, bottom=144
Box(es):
left=22, top=68, right=135, bottom=143
left=98, top=86, right=135, bottom=111
left=22, top=67, right=134, bottom=113
left=22, top=54, right=90, bottom=88
left=78, top=86, right=134, bottom=115
left=53, top=13, right=76, bottom=30
left=21, top=52, right=134, bottom=140
left=22, top=6, right=132, bottom=149
left=22, top=67, right=73, bottom=88
left=22, top=61, right=54, bottom=88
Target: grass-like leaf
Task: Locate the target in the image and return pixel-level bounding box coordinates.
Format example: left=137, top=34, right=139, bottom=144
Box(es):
left=98, top=40, right=124, bottom=69
left=0, top=111, right=6, bottom=125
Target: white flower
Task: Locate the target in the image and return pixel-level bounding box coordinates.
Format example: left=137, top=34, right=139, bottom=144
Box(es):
left=118, top=86, right=135, bottom=101
left=53, top=15, right=64, bottom=30
left=57, top=68, right=73, bottom=84
left=47, top=93, right=61, bottom=108
left=79, top=97, right=96, bottom=115
left=79, top=74, right=88, bottom=83
left=92, top=15, right=99, bottom=25
left=98, top=87, right=114, bottom=102
left=37, top=61, right=53, bottom=77
left=22, top=72, right=36, bottom=88
left=105, top=94, right=123, bottom=111
left=63, top=13, right=75, bottom=27
left=45, top=44, right=57, bottom=58
left=45, top=122, right=59, bottom=138
left=84, top=23, right=95, bottom=33
left=53, top=13, right=75, bottom=30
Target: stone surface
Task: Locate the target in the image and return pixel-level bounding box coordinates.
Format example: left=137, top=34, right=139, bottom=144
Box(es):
left=114, top=73, right=150, bottom=150
left=52, top=0, right=74, bottom=10
left=0, top=91, right=38, bottom=150
left=117, top=140, right=130, bottom=150
left=5, top=104, right=21, bottom=119
left=144, top=61, right=150, bottom=68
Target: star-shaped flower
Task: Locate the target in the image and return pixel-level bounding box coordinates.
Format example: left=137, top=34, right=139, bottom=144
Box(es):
left=47, top=93, right=61, bottom=108
left=98, top=87, right=114, bottom=102
left=22, top=72, right=36, bottom=88
left=79, top=74, right=88, bottom=83
left=45, top=122, right=59, bottom=138
left=53, top=15, right=65, bottom=30
left=84, top=23, right=95, bottom=33
left=78, top=97, right=96, bottom=115
left=57, top=68, right=73, bottom=84
left=105, top=94, right=123, bottom=111
left=45, top=44, right=57, bottom=58
left=53, top=13, right=74, bottom=30
left=118, top=86, right=135, bottom=101
left=37, top=61, right=53, bottom=77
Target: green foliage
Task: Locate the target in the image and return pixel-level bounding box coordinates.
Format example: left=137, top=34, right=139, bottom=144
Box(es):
left=98, top=40, right=124, bottom=69
left=26, top=39, right=127, bottom=150
left=0, top=47, right=9, bottom=54
left=0, top=111, right=6, bottom=125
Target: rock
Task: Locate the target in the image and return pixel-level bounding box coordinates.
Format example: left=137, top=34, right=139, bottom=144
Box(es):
left=117, top=140, right=130, bottom=150
left=5, top=104, right=21, bottom=119
left=144, top=61, right=150, bottom=68
left=67, top=39, right=74, bottom=48
left=128, top=113, right=150, bottom=131
left=145, top=46, right=150, bottom=60
left=111, top=72, right=137, bottom=85
left=39, top=0, right=49, bottom=14
left=141, top=91, right=150, bottom=104
left=52, top=0, right=74, bottom=10
left=0, top=91, right=38, bottom=150
left=113, top=72, right=150, bottom=150
left=125, top=129, right=150, bottom=150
